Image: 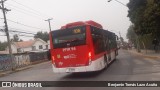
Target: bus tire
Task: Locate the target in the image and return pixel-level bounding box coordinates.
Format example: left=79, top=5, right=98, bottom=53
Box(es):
left=104, top=54, right=108, bottom=69
left=116, top=50, right=118, bottom=55
left=115, top=50, right=117, bottom=60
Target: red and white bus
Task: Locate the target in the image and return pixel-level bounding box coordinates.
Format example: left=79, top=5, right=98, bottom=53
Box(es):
left=49, top=20, right=118, bottom=73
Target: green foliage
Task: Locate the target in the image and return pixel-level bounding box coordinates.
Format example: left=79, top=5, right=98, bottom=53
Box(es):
left=139, top=34, right=154, bottom=49
left=127, top=0, right=147, bottom=35
left=143, top=0, right=160, bottom=38
left=34, top=31, right=49, bottom=42
left=126, top=25, right=137, bottom=46
left=126, top=25, right=136, bottom=40
left=0, top=41, right=8, bottom=51
left=127, top=0, right=160, bottom=40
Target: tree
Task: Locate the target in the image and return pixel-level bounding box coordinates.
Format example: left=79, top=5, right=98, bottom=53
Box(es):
left=127, top=0, right=160, bottom=40
left=126, top=25, right=137, bottom=46
left=143, top=0, right=160, bottom=39
left=0, top=41, right=8, bottom=51
left=127, top=0, right=160, bottom=52
left=127, top=0, right=147, bottom=35
left=10, top=34, right=23, bottom=42
left=34, top=31, right=49, bottom=42
left=13, top=34, right=19, bottom=42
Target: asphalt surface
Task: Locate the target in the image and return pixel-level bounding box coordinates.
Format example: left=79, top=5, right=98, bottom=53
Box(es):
left=0, top=50, right=160, bottom=90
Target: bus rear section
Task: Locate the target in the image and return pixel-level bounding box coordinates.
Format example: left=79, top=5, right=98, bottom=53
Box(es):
left=51, top=26, right=95, bottom=73
left=50, top=21, right=118, bottom=73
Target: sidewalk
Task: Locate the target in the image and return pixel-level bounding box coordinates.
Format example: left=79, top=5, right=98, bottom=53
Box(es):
left=128, top=49, right=160, bottom=59
left=0, top=60, right=50, bottom=77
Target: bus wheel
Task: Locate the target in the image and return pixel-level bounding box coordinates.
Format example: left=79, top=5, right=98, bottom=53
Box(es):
left=115, top=51, right=117, bottom=60
left=104, top=54, right=108, bottom=69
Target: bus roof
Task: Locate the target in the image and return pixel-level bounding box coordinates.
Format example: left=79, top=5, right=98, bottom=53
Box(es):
left=61, top=20, right=103, bottom=29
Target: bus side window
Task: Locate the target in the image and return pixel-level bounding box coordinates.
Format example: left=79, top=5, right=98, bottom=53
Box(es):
left=91, top=27, right=105, bottom=55
left=105, top=38, right=109, bottom=50
left=54, top=39, right=59, bottom=44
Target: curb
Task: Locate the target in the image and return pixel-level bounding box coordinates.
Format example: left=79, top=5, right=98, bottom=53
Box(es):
left=0, top=66, right=32, bottom=77
left=31, top=60, right=49, bottom=65
left=128, top=50, right=160, bottom=59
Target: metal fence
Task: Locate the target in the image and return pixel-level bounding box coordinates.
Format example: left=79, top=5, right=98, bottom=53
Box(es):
left=0, top=51, right=50, bottom=72
left=29, top=52, right=48, bottom=62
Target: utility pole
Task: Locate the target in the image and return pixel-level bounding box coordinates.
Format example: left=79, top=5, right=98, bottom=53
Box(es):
left=119, top=31, right=125, bottom=48
left=0, top=0, right=14, bottom=70
left=45, top=18, right=53, bottom=32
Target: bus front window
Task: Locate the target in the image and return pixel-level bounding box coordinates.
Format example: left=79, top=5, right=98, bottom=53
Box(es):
left=52, top=26, right=86, bottom=49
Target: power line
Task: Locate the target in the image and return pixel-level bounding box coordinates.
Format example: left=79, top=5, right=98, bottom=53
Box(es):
left=11, top=0, right=50, bottom=18
left=9, top=32, right=34, bottom=37
left=1, top=28, right=36, bottom=35
left=2, top=19, right=45, bottom=30
left=6, top=5, right=44, bottom=20
left=18, top=34, right=34, bottom=37
left=6, top=3, right=46, bottom=20
left=8, top=27, right=36, bottom=33
left=8, top=31, right=34, bottom=37
left=0, top=34, right=6, bottom=36
left=1, top=29, right=36, bottom=38
left=1, top=26, right=39, bottom=39
left=9, top=30, right=36, bottom=35
left=10, top=32, right=34, bottom=37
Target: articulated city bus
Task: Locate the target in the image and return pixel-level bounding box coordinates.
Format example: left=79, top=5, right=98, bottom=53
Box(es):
left=49, top=20, right=118, bottom=73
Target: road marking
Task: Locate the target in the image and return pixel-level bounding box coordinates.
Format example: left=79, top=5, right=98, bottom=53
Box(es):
left=144, top=58, right=159, bottom=64
left=133, top=59, right=144, bottom=65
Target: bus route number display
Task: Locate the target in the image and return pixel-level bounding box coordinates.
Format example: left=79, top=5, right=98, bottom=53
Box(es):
left=73, top=29, right=81, bottom=34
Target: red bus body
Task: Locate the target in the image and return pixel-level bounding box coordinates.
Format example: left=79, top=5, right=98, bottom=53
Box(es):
left=50, top=20, right=118, bottom=73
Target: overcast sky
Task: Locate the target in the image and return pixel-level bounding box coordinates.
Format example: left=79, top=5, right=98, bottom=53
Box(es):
left=0, top=0, right=131, bottom=42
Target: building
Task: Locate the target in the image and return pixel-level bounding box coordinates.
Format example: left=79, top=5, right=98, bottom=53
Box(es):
left=6, top=38, right=49, bottom=53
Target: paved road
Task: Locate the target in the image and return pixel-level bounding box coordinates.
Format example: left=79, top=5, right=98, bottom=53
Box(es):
left=0, top=50, right=160, bottom=90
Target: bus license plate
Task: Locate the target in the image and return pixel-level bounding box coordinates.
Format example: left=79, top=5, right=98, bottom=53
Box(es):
left=68, top=68, right=75, bottom=72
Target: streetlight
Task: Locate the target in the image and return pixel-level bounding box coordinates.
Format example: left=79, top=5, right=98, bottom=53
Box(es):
left=108, top=0, right=127, bottom=7
left=108, top=0, right=141, bottom=52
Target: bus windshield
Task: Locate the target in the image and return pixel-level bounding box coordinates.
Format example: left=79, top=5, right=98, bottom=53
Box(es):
left=52, top=26, right=86, bottom=49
